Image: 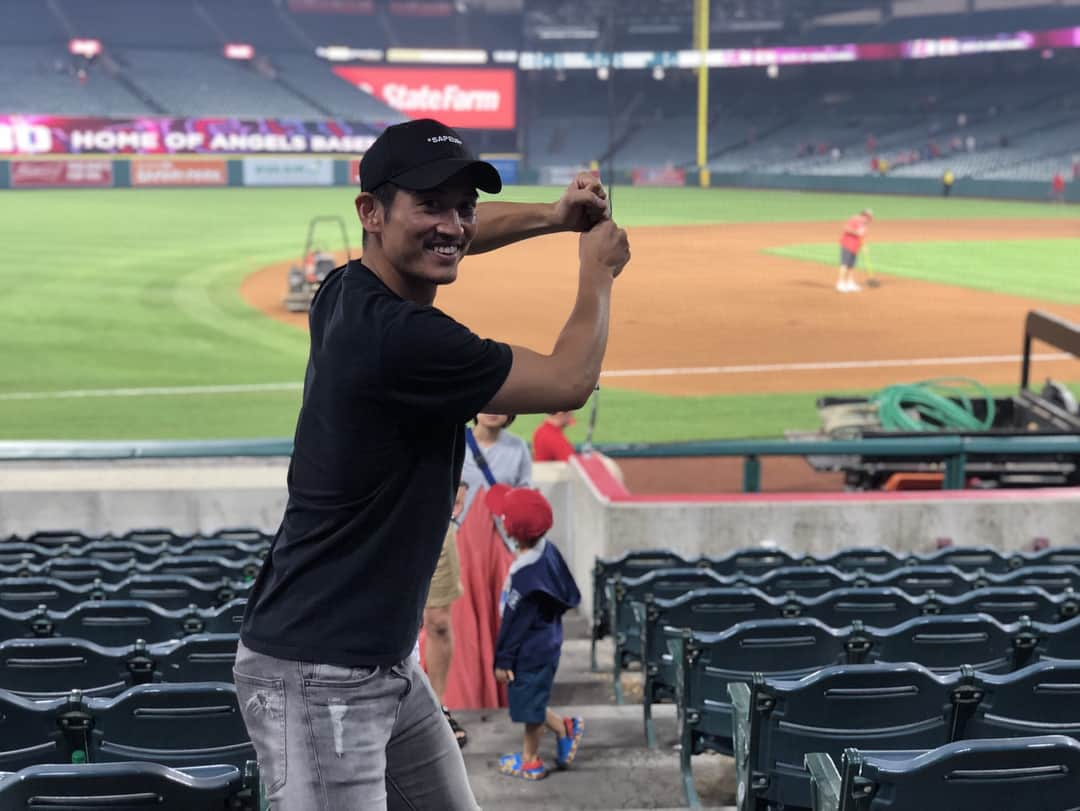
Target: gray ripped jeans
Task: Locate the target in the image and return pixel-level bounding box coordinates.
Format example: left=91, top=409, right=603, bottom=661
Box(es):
left=233, top=641, right=480, bottom=811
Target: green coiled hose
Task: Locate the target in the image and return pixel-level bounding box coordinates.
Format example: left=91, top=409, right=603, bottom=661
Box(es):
left=871, top=378, right=996, bottom=432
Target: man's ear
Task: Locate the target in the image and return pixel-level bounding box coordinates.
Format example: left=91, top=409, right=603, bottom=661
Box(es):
left=355, top=193, right=382, bottom=236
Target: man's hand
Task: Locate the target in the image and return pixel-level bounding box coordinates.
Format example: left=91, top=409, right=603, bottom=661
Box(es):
left=494, top=667, right=514, bottom=684
left=553, top=172, right=610, bottom=233
left=580, top=219, right=631, bottom=280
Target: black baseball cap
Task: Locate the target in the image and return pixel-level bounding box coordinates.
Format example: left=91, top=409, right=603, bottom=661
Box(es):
left=360, top=118, right=502, bottom=194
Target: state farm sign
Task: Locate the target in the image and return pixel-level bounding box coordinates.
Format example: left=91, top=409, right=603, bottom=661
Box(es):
left=11, top=159, right=113, bottom=188
left=332, top=67, right=515, bottom=129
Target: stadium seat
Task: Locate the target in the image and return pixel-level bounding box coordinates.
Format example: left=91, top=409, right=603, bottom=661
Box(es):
left=635, top=587, right=784, bottom=746
left=745, top=565, right=854, bottom=597
left=793, top=587, right=924, bottom=628
left=933, top=586, right=1075, bottom=624
left=89, top=682, right=253, bottom=769
left=591, top=550, right=692, bottom=662
left=866, top=566, right=975, bottom=596
left=914, top=545, right=1013, bottom=573
left=806, top=735, right=1080, bottom=811
left=671, top=617, right=850, bottom=803
left=608, top=568, right=732, bottom=702
left=151, top=634, right=240, bottom=685
left=0, top=637, right=135, bottom=699
left=730, top=663, right=964, bottom=811
left=0, top=762, right=258, bottom=810
left=0, top=577, right=98, bottom=611
left=0, top=690, right=73, bottom=770
left=107, top=575, right=249, bottom=610
left=816, top=547, right=904, bottom=574
left=864, top=614, right=1021, bottom=673
left=1033, top=613, right=1080, bottom=662
left=47, top=600, right=200, bottom=647
left=961, top=660, right=1080, bottom=742
left=988, top=565, right=1080, bottom=593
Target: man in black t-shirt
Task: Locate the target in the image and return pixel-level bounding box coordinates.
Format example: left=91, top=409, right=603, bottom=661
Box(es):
left=234, top=118, right=630, bottom=810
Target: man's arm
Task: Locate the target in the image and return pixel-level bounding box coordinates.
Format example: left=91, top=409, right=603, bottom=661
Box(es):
left=468, top=172, right=609, bottom=255
left=483, top=218, right=630, bottom=414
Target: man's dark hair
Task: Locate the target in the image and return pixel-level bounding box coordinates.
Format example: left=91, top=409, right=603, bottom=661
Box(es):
left=362, top=182, right=400, bottom=247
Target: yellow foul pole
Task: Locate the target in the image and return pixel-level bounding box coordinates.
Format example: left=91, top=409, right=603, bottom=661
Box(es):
left=695, top=0, right=710, bottom=188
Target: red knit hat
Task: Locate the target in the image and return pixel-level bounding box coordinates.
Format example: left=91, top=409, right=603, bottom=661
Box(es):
left=484, top=485, right=553, bottom=544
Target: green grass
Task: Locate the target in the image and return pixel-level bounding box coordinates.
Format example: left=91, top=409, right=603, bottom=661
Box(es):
left=770, top=239, right=1080, bottom=304
left=2, top=185, right=1076, bottom=440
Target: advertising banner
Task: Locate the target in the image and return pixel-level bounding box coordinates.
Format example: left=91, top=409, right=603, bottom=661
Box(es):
left=332, top=66, right=516, bottom=129
left=631, top=166, right=686, bottom=187
left=131, top=158, right=228, bottom=187
left=242, top=158, right=334, bottom=186
left=0, top=116, right=379, bottom=156
left=10, top=159, right=113, bottom=188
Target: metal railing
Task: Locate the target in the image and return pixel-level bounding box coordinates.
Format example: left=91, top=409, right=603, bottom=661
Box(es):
left=2, top=435, right=1079, bottom=492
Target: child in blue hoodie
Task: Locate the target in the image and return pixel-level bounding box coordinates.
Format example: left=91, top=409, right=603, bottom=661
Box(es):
left=487, top=484, right=584, bottom=781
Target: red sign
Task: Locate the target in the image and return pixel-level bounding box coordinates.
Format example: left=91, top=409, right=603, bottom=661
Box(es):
left=288, top=0, right=374, bottom=13
left=131, top=159, right=228, bottom=187
left=349, top=158, right=363, bottom=184
left=11, top=159, right=113, bottom=188
left=332, top=67, right=516, bottom=130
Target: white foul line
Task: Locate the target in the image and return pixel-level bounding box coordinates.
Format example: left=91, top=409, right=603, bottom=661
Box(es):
left=0, top=353, right=1073, bottom=401
left=599, top=352, right=1074, bottom=379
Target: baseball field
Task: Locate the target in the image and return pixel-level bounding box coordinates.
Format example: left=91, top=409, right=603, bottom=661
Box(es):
left=3, top=185, right=1078, bottom=443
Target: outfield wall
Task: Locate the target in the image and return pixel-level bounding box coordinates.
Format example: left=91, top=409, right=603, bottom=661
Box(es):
left=707, top=171, right=1080, bottom=204
left=0, top=155, right=519, bottom=190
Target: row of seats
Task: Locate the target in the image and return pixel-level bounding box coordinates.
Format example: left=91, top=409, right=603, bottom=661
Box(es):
left=592, top=545, right=1080, bottom=648
left=667, top=613, right=1080, bottom=805
left=730, top=659, right=1080, bottom=810
left=0, top=574, right=252, bottom=611
left=5, top=527, right=271, bottom=546
left=605, top=564, right=1080, bottom=683
left=0, top=598, right=245, bottom=646
left=633, top=584, right=1080, bottom=718
left=0, top=681, right=250, bottom=771
left=0, top=538, right=268, bottom=566
left=0, top=634, right=238, bottom=699
left=0, top=554, right=261, bottom=583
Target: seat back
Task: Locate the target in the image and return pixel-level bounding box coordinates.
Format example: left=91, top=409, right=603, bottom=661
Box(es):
left=708, top=547, right=800, bottom=577
left=866, top=614, right=1019, bottom=674
left=0, top=577, right=96, bottom=611
left=916, top=546, right=1011, bottom=573
left=868, top=566, right=974, bottom=596
left=818, top=547, right=904, bottom=575
left=151, top=634, right=240, bottom=684
left=89, top=682, right=253, bottom=769
left=988, top=565, right=1080, bottom=593
left=110, top=575, right=248, bottom=610
left=674, top=618, right=850, bottom=756
left=592, top=551, right=692, bottom=641
left=0, top=638, right=132, bottom=699
left=745, top=565, right=854, bottom=597
left=639, top=588, right=782, bottom=704
left=1035, top=614, right=1080, bottom=661
left=200, top=599, right=248, bottom=636
left=963, top=660, right=1080, bottom=742
left=733, top=663, right=962, bottom=811
left=0, top=690, right=70, bottom=770
left=0, top=762, right=256, bottom=810
left=52, top=601, right=192, bottom=647
left=836, top=735, right=1080, bottom=811
left=140, top=555, right=260, bottom=583
left=611, top=568, right=731, bottom=666
left=935, top=586, right=1073, bottom=624
left=794, top=587, right=924, bottom=628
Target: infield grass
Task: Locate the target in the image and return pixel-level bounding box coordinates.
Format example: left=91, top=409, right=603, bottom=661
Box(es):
left=1, top=185, right=1076, bottom=441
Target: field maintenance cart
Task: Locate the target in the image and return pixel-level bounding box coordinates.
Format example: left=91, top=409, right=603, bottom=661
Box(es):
left=284, top=216, right=352, bottom=313
left=802, top=310, right=1080, bottom=490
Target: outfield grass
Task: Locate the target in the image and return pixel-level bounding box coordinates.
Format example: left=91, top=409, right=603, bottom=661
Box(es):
left=771, top=239, right=1080, bottom=305
left=1, top=186, right=1076, bottom=441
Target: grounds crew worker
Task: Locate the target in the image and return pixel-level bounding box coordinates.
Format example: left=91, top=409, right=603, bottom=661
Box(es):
left=234, top=118, right=630, bottom=810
